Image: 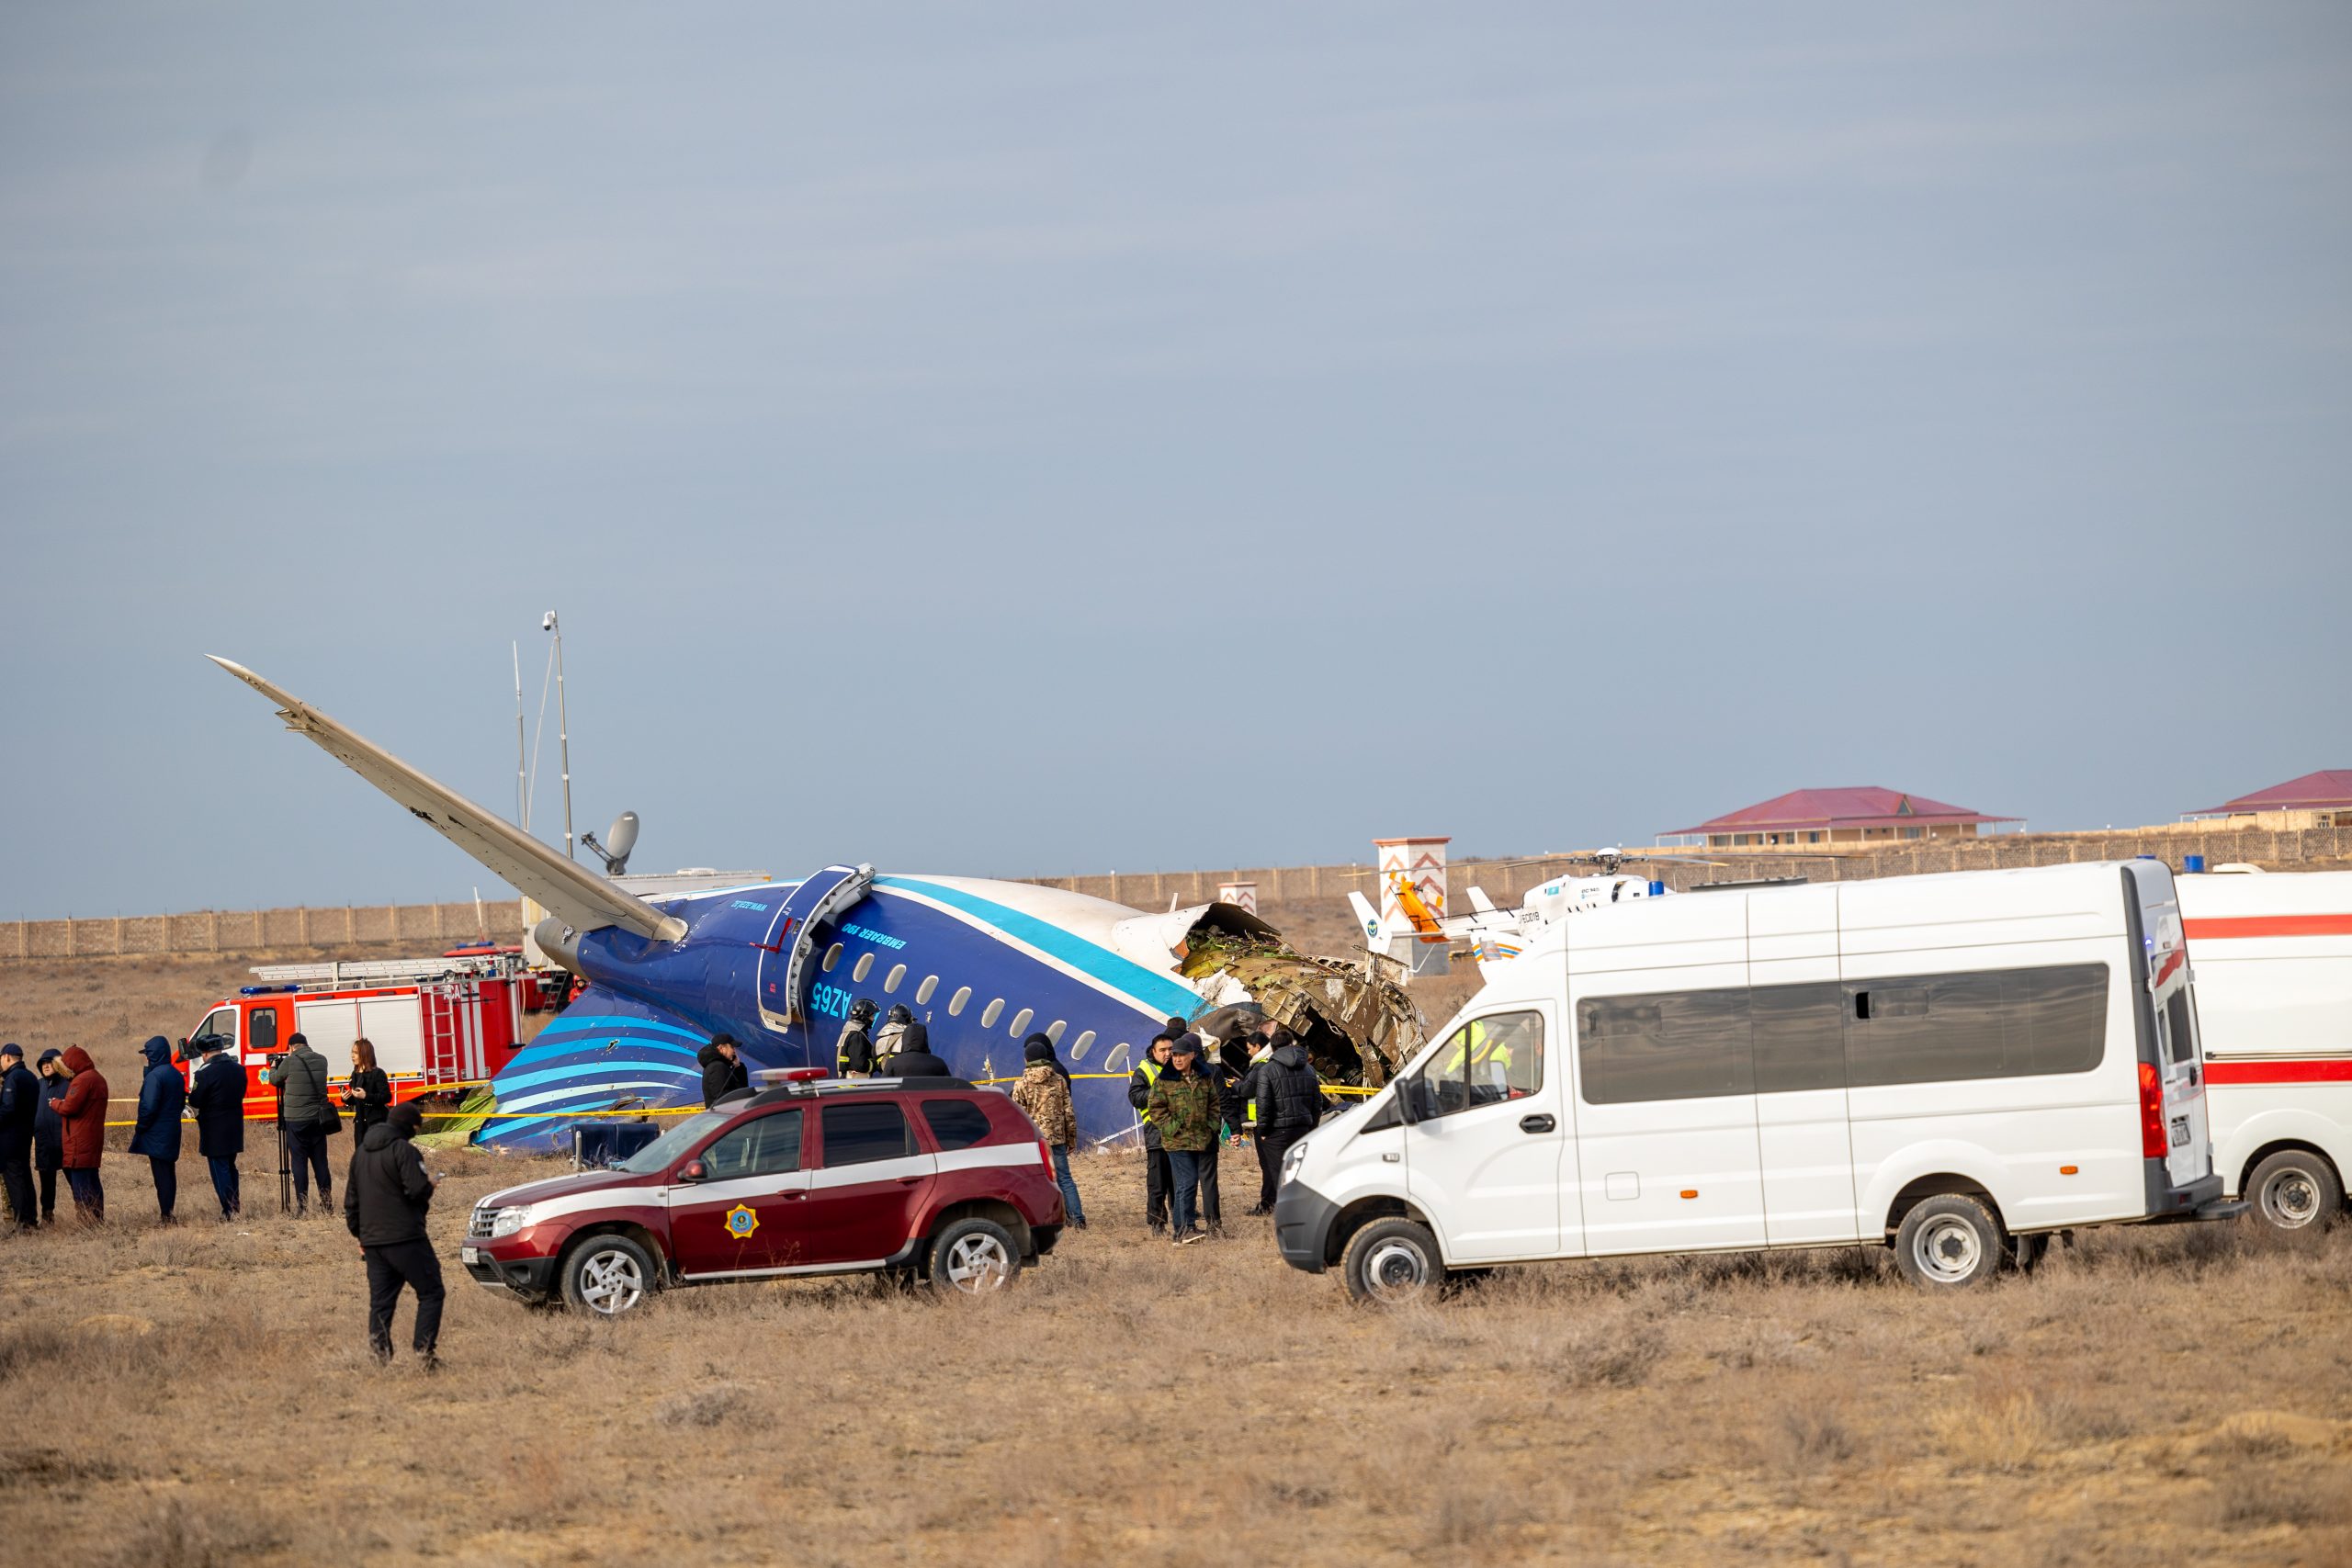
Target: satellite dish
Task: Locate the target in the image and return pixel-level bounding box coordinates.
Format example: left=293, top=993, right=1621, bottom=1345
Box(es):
left=582, top=810, right=639, bottom=875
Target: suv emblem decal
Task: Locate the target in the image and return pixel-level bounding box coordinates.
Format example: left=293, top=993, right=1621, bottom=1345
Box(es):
left=724, top=1204, right=760, bottom=1238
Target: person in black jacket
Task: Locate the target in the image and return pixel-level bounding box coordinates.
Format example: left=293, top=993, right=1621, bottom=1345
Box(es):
left=1246, top=1027, right=1328, bottom=1211
left=835, top=998, right=879, bottom=1078
left=0, top=1043, right=39, bottom=1230
left=1127, top=1029, right=1178, bottom=1232
left=184, top=1035, right=246, bottom=1219
left=31, top=1049, right=66, bottom=1224
left=128, top=1035, right=187, bottom=1223
left=344, top=1100, right=443, bottom=1368
left=698, top=1034, right=749, bottom=1107
left=342, top=1037, right=391, bottom=1136
left=881, top=1021, right=952, bottom=1077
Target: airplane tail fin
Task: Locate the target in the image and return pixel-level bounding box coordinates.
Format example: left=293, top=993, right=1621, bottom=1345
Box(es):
left=208, top=657, right=686, bottom=943
left=1467, top=886, right=1499, bottom=916
left=1347, top=889, right=1388, bottom=946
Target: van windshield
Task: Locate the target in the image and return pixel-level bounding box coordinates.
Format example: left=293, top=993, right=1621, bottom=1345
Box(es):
left=618, top=1111, right=731, bottom=1174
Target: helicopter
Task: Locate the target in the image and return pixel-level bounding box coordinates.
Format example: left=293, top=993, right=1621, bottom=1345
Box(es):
left=1347, top=846, right=1846, bottom=971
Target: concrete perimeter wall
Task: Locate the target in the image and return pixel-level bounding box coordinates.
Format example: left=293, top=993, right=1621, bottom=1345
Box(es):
left=5, top=900, right=526, bottom=960
left=6, top=823, right=2347, bottom=961
left=1024, top=825, right=2352, bottom=910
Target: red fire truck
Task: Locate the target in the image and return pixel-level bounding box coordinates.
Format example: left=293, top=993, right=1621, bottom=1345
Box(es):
left=182, top=950, right=537, bottom=1117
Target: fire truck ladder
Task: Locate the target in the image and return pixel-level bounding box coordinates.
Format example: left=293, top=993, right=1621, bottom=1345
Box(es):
left=252, top=955, right=510, bottom=989
left=423, top=979, right=467, bottom=1085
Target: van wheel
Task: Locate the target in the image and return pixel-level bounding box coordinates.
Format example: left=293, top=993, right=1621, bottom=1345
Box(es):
left=1342, top=1218, right=1442, bottom=1306
left=2247, top=1151, right=2342, bottom=1231
left=928, top=1217, right=1022, bottom=1295
left=1894, top=1196, right=2002, bottom=1289
left=560, top=1235, right=658, bottom=1317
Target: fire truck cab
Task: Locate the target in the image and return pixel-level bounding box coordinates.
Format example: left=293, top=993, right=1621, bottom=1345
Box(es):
left=184, top=951, right=535, bottom=1117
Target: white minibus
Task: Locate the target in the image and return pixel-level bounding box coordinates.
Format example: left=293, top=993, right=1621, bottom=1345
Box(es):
left=2178, top=868, right=2352, bottom=1230
left=1275, top=860, right=2243, bottom=1298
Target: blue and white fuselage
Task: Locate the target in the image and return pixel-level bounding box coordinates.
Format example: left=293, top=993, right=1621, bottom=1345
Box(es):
left=493, top=872, right=1233, bottom=1151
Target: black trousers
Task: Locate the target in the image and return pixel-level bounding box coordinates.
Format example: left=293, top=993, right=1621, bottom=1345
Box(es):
left=149, top=1156, right=177, bottom=1219
left=1258, top=1125, right=1307, bottom=1210
left=38, top=1164, right=58, bottom=1222
left=1143, top=1140, right=1170, bottom=1229
left=208, top=1156, right=241, bottom=1217
left=285, top=1124, right=331, bottom=1209
left=365, top=1239, right=446, bottom=1358
left=1199, top=1142, right=1223, bottom=1229
left=1, top=1149, right=34, bottom=1229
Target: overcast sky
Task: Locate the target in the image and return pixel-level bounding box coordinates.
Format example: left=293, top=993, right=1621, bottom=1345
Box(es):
left=5, top=5, right=2348, bottom=917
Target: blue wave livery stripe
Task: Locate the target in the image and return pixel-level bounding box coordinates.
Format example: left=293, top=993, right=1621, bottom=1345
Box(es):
left=875, top=876, right=1197, bottom=1017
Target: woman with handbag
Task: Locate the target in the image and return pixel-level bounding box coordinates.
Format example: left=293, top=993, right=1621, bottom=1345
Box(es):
left=342, top=1038, right=391, bottom=1137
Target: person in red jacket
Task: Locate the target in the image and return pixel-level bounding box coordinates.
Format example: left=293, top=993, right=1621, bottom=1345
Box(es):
left=46, top=1045, right=107, bottom=1224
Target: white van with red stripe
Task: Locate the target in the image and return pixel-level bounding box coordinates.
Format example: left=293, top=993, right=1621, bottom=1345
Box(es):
left=2180, top=869, right=2352, bottom=1229
left=1276, top=860, right=2241, bottom=1300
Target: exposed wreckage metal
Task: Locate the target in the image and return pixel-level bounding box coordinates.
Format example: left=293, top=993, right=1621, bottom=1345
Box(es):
left=1177, top=929, right=1422, bottom=1086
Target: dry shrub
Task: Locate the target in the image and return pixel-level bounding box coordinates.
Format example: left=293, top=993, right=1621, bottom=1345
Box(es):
left=655, top=1380, right=765, bottom=1428
left=1775, top=1404, right=1858, bottom=1467
left=1931, top=1383, right=2051, bottom=1473
left=105, top=1497, right=281, bottom=1568
left=2211, top=1468, right=2351, bottom=1530
left=0, top=1321, right=75, bottom=1382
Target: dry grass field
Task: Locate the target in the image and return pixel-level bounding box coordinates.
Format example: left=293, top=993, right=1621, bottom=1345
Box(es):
left=5, top=950, right=2351, bottom=1566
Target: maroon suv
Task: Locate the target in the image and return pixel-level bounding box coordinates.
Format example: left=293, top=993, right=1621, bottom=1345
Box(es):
left=460, top=1076, right=1065, bottom=1314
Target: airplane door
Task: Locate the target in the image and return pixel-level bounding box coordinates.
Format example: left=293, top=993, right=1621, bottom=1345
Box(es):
left=1402, top=1009, right=1566, bottom=1263
left=755, top=864, right=876, bottom=1033
left=665, top=1109, right=810, bottom=1277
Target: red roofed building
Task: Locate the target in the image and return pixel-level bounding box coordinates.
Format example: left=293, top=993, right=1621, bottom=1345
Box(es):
left=2188, top=770, right=2352, bottom=829
left=1664, top=787, right=2021, bottom=850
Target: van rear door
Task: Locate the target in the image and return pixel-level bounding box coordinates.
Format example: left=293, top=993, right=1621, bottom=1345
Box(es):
left=2127, top=862, right=2212, bottom=1192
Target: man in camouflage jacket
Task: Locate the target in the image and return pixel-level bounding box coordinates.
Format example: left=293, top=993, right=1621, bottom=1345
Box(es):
left=1145, top=1034, right=1220, bottom=1242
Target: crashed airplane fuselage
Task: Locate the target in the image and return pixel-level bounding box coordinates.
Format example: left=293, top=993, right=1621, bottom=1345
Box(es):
left=207, top=658, right=1419, bottom=1153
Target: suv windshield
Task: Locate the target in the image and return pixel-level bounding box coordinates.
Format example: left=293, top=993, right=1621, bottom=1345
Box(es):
left=618, top=1111, right=731, bottom=1174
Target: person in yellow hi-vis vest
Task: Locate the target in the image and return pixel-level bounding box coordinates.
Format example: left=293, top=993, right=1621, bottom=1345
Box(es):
left=1126, top=1029, right=1179, bottom=1233
left=1442, top=1018, right=1519, bottom=1102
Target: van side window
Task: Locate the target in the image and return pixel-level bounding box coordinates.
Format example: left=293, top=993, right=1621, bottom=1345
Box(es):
left=1579, top=990, right=1753, bottom=1105
left=1416, top=1011, right=1544, bottom=1117
left=248, top=1008, right=277, bottom=1055
left=1845, top=963, right=2107, bottom=1086
left=194, top=1009, right=240, bottom=1054
left=1749, top=983, right=1845, bottom=1093
left=700, top=1109, right=803, bottom=1179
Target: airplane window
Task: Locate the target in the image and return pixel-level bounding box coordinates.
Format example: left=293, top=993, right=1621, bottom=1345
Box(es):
left=981, top=998, right=1003, bottom=1029
left=1072, top=1030, right=1096, bottom=1061
left=916, top=976, right=938, bottom=1005
left=948, top=987, right=971, bottom=1018
left=884, top=963, right=907, bottom=995
left=853, top=953, right=875, bottom=983
left=1009, top=1007, right=1035, bottom=1037
left=1105, top=1043, right=1131, bottom=1072
left=1046, top=1020, right=1067, bottom=1044
left=820, top=942, right=843, bottom=974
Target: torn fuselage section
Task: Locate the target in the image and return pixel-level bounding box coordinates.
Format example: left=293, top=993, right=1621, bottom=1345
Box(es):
left=1162, top=910, right=1423, bottom=1087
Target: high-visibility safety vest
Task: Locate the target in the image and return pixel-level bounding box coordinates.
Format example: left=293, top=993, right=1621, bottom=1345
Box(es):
left=1442, top=1021, right=1512, bottom=1077
left=1136, top=1057, right=1165, bottom=1122
left=1244, top=1046, right=1272, bottom=1124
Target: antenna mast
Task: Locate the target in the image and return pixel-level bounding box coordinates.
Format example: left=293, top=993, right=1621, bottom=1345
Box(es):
left=545, top=610, right=575, bottom=861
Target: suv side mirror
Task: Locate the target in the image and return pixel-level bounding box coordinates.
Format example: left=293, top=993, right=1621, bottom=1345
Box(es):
left=676, top=1159, right=707, bottom=1184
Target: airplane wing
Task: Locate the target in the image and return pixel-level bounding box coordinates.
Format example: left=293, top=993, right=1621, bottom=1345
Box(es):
left=208, top=656, right=687, bottom=943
